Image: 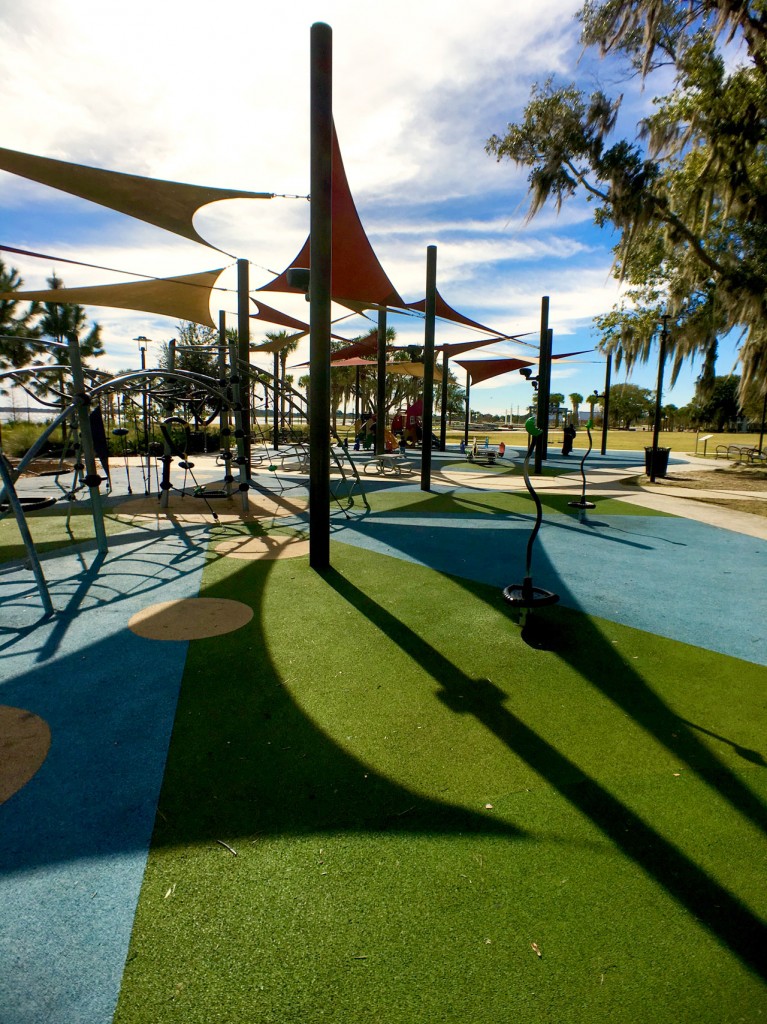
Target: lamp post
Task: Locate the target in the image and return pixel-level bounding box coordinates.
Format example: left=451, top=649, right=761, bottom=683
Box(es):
left=649, top=315, right=669, bottom=483
left=134, top=336, right=151, bottom=494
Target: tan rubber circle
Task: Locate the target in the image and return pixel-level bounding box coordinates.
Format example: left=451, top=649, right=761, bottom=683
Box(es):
left=0, top=706, right=51, bottom=804
left=128, top=598, right=253, bottom=640
left=215, top=534, right=310, bottom=560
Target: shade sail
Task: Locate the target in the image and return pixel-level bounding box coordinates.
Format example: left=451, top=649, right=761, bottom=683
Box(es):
left=330, top=356, right=375, bottom=367
left=454, top=357, right=534, bottom=384
left=251, top=331, right=307, bottom=354
left=330, top=333, right=380, bottom=361
left=439, top=338, right=501, bottom=358
left=386, top=361, right=443, bottom=382
left=406, top=290, right=497, bottom=333
left=250, top=299, right=311, bottom=334
left=0, top=269, right=225, bottom=328
left=0, top=146, right=273, bottom=251
left=258, top=125, right=404, bottom=308
left=291, top=357, right=442, bottom=381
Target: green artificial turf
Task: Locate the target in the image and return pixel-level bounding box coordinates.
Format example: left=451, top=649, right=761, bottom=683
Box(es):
left=115, top=544, right=767, bottom=1024
left=0, top=506, right=134, bottom=563
left=362, top=489, right=672, bottom=517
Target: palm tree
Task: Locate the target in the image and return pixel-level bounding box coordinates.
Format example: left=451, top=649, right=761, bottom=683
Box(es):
left=264, top=329, right=302, bottom=428
left=586, top=390, right=600, bottom=424
left=569, top=392, right=583, bottom=427
left=550, top=392, right=565, bottom=427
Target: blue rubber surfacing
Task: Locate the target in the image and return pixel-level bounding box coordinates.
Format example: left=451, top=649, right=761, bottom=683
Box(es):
left=0, top=523, right=210, bottom=1024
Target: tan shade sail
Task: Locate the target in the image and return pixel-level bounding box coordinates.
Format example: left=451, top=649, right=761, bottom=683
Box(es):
left=0, top=146, right=273, bottom=251
left=251, top=331, right=307, bottom=354
left=0, top=269, right=225, bottom=328
left=386, top=361, right=443, bottom=382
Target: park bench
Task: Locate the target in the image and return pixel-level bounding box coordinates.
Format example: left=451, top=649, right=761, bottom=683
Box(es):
left=716, top=443, right=758, bottom=463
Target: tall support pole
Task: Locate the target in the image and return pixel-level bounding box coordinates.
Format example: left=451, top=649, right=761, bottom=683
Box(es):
left=600, top=352, right=612, bottom=455
left=309, top=21, right=332, bottom=571
left=227, top=339, right=251, bottom=510
left=534, top=297, right=551, bottom=475
left=376, top=312, right=387, bottom=454
left=139, top=342, right=150, bottom=494
left=421, top=245, right=437, bottom=492
left=439, top=348, right=449, bottom=450
left=273, top=351, right=280, bottom=448
left=68, top=335, right=108, bottom=554
left=649, top=315, right=669, bottom=483
left=758, top=388, right=766, bottom=454
left=0, top=455, right=53, bottom=616
left=218, top=311, right=234, bottom=497
left=237, top=257, right=251, bottom=468
left=464, top=370, right=471, bottom=446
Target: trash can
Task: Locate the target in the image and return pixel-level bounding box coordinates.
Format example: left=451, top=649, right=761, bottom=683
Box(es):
left=644, top=446, right=671, bottom=477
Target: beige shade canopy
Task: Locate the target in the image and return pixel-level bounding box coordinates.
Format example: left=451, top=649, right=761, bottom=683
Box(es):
left=0, top=146, right=274, bottom=251
left=0, top=269, right=226, bottom=328
left=385, top=361, right=443, bottom=382
left=251, top=330, right=308, bottom=354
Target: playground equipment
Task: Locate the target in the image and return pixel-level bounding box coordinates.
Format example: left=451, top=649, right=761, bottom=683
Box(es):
left=466, top=439, right=506, bottom=465
left=503, top=401, right=559, bottom=626
left=565, top=413, right=593, bottom=509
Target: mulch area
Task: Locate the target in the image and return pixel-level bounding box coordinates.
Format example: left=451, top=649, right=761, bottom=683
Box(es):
left=649, top=466, right=767, bottom=518
left=9, top=458, right=74, bottom=477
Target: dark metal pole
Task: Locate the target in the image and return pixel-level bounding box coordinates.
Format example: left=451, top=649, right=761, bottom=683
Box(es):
left=600, top=352, right=612, bottom=455
left=534, top=299, right=551, bottom=474
left=758, top=388, right=766, bottom=454
left=237, top=258, right=251, bottom=468
left=464, top=370, right=471, bottom=446
left=309, top=21, right=332, bottom=571
left=421, top=245, right=437, bottom=491
left=273, top=350, right=280, bottom=448
left=140, top=343, right=150, bottom=494
left=69, top=335, right=108, bottom=553
left=218, top=311, right=227, bottom=434
left=439, top=347, right=449, bottom=450
left=650, top=315, right=669, bottom=483
left=376, top=312, right=387, bottom=454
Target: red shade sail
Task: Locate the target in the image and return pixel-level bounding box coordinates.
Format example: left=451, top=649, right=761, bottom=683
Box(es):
left=258, top=125, right=404, bottom=309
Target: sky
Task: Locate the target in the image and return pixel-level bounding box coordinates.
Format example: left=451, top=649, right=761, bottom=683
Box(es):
left=0, top=0, right=741, bottom=416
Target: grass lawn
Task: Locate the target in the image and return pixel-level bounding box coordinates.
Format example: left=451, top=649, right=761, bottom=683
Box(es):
left=114, top=541, right=767, bottom=1024
left=0, top=505, right=134, bottom=563
left=446, top=429, right=764, bottom=456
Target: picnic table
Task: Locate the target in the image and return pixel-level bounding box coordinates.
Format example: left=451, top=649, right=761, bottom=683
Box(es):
left=363, top=453, right=412, bottom=476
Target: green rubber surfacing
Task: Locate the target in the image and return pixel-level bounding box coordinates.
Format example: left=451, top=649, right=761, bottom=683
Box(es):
left=115, top=543, right=767, bottom=1024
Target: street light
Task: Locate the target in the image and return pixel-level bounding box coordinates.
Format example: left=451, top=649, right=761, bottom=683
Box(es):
left=133, top=336, right=152, bottom=494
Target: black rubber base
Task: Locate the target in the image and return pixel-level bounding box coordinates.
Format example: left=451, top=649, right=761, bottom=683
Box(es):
left=567, top=499, right=596, bottom=509
left=0, top=495, right=58, bottom=513
left=502, top=583, right=559, bottom=608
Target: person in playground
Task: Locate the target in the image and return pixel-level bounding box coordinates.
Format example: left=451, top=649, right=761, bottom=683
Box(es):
left=562, top=419, right=577, bottom=456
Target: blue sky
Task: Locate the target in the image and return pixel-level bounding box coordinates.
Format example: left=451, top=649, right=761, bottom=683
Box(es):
left=0, top=0, right=741, bottom=414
